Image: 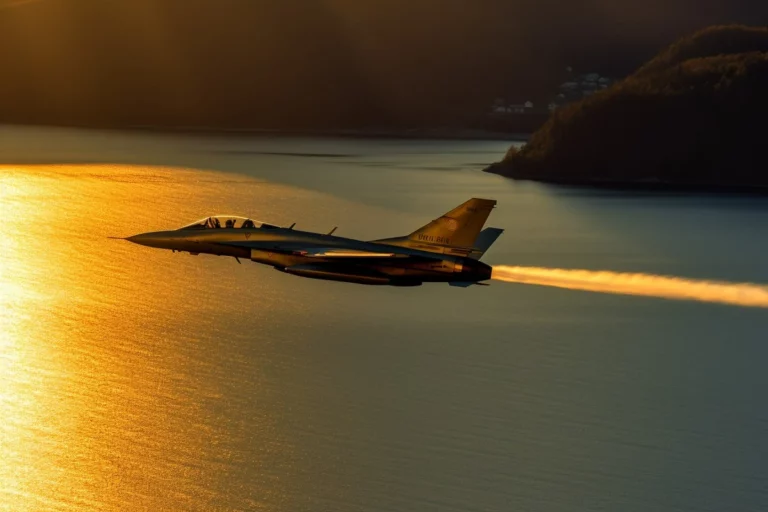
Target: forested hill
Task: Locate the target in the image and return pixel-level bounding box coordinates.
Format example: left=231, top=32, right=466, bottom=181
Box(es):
left=486, top=26, right=768, bottom=190
left=1, top=1, right=767, bottom=131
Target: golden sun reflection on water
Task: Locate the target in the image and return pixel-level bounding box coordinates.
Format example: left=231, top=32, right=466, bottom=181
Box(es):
left=0, top=165, right=312, bottom=511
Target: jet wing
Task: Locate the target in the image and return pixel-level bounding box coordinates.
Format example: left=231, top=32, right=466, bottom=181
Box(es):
left=223, top=240, right=442, bottom=263
left=293, top=248, right=402, bottom=258
left=288, top=248, right=441, bottom=264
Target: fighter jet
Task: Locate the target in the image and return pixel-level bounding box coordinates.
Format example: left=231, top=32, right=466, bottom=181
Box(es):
left=121, top=198, right=503, bottom=287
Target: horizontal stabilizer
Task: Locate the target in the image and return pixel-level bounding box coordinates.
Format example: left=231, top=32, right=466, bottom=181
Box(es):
left=469, top=227, right=504, bottom=260
left=449, top=281, right=490, bottom=287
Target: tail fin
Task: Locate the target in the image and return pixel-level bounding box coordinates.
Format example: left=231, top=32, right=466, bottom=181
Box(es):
left=469, top=227, right=504, bottom=260
left=408, top=198, right=496, bottom=249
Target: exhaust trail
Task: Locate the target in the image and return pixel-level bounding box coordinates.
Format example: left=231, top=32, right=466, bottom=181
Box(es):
left=492, top=266, right=768, bottom=309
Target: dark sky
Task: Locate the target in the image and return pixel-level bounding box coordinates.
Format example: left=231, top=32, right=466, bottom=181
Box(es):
left=1, top=0, right=767, bottom=128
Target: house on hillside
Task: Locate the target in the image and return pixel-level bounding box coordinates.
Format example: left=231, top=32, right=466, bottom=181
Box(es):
left=552, top=72, right=615, bottom=106
left=490, top=99, right=535, bottom=115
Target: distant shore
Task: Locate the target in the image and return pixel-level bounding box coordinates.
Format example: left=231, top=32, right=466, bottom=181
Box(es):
left=1, top=122, right=529, bottom=142
left=126, top=125, right=531, bottom=142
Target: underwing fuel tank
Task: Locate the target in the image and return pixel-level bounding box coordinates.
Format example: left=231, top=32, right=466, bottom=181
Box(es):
left=279, top=264, right=422, bottom=286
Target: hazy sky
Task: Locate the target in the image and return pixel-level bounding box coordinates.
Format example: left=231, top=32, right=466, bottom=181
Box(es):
left=1, top=0, right=766, bottom=128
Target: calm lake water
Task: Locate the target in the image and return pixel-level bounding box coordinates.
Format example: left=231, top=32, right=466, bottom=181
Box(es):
left=2, top=125, right=768, bottom=512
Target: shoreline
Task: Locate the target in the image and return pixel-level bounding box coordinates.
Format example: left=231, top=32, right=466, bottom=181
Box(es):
left=483, top=163, right=768, bottom=195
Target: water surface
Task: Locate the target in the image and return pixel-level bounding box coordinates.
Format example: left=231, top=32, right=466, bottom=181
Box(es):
left=1, top=126, right=768, bottom=511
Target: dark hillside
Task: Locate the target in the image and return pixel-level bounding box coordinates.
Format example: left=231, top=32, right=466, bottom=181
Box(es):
left=487, top=26, right=768, bottom=190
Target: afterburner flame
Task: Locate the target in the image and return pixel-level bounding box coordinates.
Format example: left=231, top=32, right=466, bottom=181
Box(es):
left=492, top=266, right=768, bottom=309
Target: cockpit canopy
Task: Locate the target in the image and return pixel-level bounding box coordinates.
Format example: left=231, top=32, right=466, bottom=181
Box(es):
left=178, top=215, right=279, bottom=230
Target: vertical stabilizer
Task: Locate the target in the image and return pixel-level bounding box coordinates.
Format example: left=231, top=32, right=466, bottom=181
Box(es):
left=408, top=198, right=496, bottom=249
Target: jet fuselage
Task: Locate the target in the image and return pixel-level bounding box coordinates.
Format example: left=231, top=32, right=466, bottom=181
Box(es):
left=127, top=226, right=492, bottom=286
left=123, top=199, right=502, bottom=287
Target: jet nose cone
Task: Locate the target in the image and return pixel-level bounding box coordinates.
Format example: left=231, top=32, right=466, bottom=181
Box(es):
left=126, top=232, right=167, bottom=248
left=126, top=233, right=147, bottom=245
